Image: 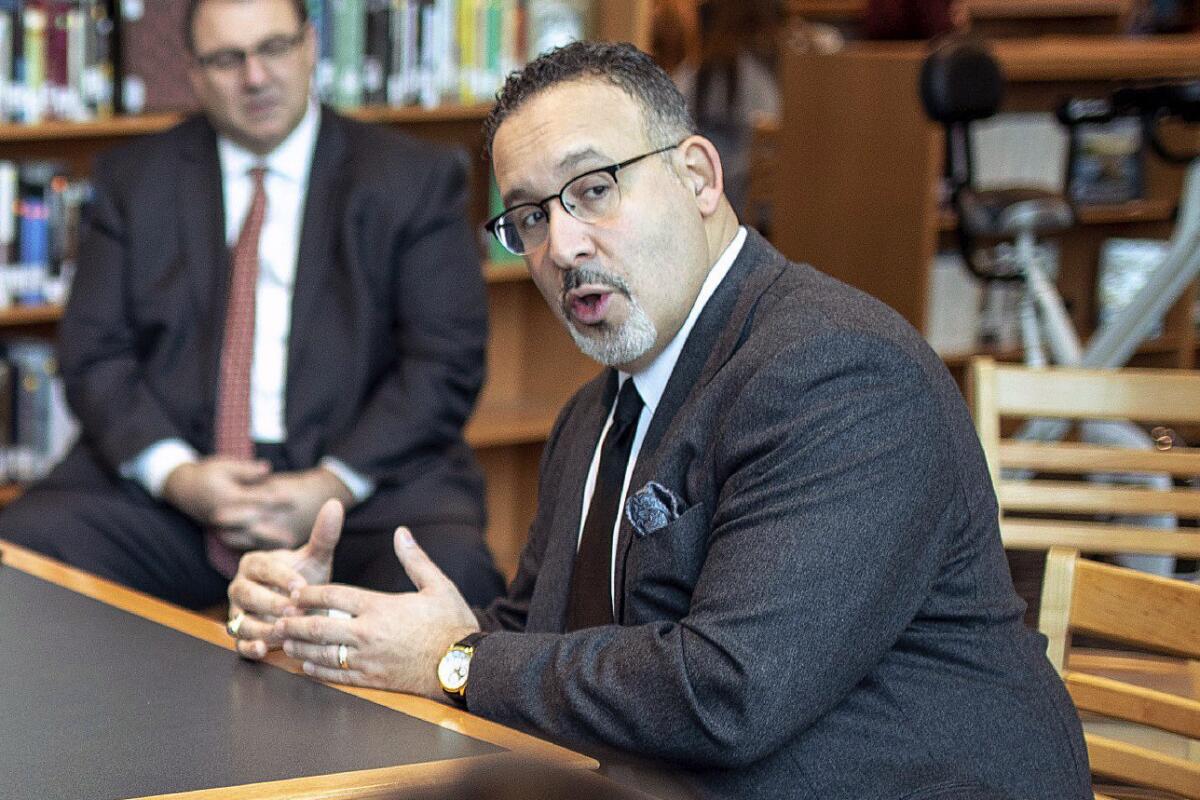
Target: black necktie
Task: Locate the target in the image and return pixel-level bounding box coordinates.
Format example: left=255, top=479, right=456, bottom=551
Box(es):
left=566, top=379, right=644, bottom=631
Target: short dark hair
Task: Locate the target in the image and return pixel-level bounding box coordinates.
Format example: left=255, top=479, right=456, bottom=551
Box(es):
left=483, top=41, right=695, bottom=159
left=184, top=0, right=309, bottom=53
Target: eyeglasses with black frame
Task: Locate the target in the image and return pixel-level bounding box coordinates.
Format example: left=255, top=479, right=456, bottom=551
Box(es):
left=484, top=142, right=683, bottom=256
left=194, top=28, right=308, bottom=72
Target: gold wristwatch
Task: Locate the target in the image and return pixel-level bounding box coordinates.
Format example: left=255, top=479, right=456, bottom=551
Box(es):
left=438, top=632, right=486, bottom=706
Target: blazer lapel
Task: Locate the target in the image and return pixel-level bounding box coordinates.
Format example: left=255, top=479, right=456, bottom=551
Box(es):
left=286, top=106, right=351, bottom=405
left=176, top=118, right=227, bottom=417
left=613, top=230, right=789, bottom=619
left=527, top=371, right=619, bottom=632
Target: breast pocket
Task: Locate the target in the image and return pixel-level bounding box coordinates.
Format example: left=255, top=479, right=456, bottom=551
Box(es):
left=621, top=501, right=709, bottom=625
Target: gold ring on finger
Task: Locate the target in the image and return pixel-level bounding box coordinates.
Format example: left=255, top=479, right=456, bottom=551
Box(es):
left=226, top=612, right=245, bottom=638
left=337, top=643, right=349, bottom=670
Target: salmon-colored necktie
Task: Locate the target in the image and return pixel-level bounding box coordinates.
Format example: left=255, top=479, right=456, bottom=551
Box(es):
left=206, top=166, right=267, bottom=578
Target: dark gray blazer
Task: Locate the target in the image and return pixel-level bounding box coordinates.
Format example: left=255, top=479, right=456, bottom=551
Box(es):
left=469, top=230, right=1090, bottom=800
left=57, top=107, right=487, bottom=530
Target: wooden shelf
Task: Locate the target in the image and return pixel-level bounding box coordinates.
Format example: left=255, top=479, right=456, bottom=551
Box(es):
left=0, top=103, right=494, bottom=145
left=967, top=0, right=1131, bottom=19
left=1074, top=198, right=1176, bottom=225
left=937, top=198, right=1176, bottom=232
left=484, top=260, right=529, bottom=284
left=465, top=398, right=561, bottom=449
left=939, top=334, right=1194, bottom=369
left=0, top=304, right=63, bottom=327
left=993, top=35, right=1200, bottom=83
left=789, top=0, right=1131, bottom=22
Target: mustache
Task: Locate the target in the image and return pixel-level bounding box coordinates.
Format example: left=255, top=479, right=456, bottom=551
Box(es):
left=561, top=266, right=631, bottom=299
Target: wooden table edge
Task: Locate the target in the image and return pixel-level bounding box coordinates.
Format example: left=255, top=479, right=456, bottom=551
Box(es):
left=0, top=539, right=598, bottom=799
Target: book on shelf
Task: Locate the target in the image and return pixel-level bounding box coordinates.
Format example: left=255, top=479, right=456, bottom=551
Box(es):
left=1096, top=237, right=1167, bottom=338
left=0, top=0, right=597, bottom=124
left=1067, top=116, right=1144, bottom=206
left=0, top=338, right=77, bottom=483
left=972, top=112, right=1069, bottom=194
left=0, top=0, right=115, bottom=123
left=116, top=0, right=197, bottom=114
left=0, top=157, right=87, bottom=307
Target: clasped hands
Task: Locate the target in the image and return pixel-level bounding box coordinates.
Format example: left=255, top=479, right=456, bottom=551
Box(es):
left=226, top=500, right=480, bottom=700
left=163, top=457, right=353, bottom=551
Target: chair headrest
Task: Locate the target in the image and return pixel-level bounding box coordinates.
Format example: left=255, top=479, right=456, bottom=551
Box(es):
left=919, top=36, right=1004, bottom=124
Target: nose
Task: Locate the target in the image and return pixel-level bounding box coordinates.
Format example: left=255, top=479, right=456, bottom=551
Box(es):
left=544, top=200, right=595, bottom=270
left=241, top=53, right=270, bottom=87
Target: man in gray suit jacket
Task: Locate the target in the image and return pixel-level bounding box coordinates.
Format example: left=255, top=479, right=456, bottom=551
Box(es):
left=0, top=0, right=504, bottom=611
left=233, top=41, right=1091, bottom=799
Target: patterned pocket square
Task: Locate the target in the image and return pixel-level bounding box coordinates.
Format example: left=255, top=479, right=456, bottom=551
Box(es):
left=625, top=481, right=685, bottom=538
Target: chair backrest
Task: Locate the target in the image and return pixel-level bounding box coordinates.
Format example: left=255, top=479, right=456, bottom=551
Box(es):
left=1039, top=547, right=1200, bottom=800
left=969, top=356, right=1200, bottom=557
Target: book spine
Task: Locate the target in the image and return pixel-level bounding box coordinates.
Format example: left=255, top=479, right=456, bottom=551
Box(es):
left=0, top=161, right=16, bottom=265
left=0, top=12, right=11, bottom=122
left=22, top=1, right=45, bottom=122
left=362, top=0, right=388, bottom=105
left=330, top=0, right=364, bottom=108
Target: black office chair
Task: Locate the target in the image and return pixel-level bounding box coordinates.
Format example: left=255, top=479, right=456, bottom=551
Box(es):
left=919, top=35, right=1074, bottom=282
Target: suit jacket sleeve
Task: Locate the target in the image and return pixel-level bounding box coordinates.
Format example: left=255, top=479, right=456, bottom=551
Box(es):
left=322, top=149, right=487, bottom=482
left=474, top=391, right=587, bottom=633
left=464, top=332, right=962, bottom=770
left=58, top=154, right=189, bottom=470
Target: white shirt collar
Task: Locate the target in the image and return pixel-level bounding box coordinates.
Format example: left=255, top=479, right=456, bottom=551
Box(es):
left=217, top=98, right=320, bottom=185
left=623, top=226, right=747, bottom=412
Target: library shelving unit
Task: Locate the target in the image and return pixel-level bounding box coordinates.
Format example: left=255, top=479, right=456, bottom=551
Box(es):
left=772, top=33, right=1200, bottom=381
left=0, top=1, right=655, bottom=580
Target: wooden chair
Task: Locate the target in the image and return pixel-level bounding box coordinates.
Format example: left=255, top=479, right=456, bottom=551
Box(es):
left=1039, top=547, right=1200, bottom=800
left=968, top=356, right=1200, bottom=560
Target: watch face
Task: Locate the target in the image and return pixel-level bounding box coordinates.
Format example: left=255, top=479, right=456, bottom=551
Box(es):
left=438, top=648, right=471, bottom=692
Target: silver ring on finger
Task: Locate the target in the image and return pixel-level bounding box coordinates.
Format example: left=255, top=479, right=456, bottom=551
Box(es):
left=226, top=612, right=246, bottom=638
left=337, top=643, right=349, bottom=670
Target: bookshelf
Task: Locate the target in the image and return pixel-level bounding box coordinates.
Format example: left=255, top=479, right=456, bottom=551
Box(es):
left=787, top=0, right=1133, bottom=34
left=0, top=101, right=593, bottom=581
left=0, top=3, right=656, bottom=581
left=772, top=34, right=1200, bottom=384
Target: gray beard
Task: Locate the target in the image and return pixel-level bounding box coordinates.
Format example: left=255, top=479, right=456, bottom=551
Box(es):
left=566, top=299, right=658, bottom=367
left=560, top=266, right=658, bottom=367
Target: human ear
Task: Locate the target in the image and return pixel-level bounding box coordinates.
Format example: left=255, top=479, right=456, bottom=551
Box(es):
left=677, top=135, right=724, bottom=217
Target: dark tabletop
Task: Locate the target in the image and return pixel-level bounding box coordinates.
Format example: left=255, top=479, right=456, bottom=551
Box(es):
left=0, top=563, right=500, bottom=800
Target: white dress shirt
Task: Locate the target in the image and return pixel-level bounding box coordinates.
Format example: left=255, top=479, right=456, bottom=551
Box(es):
left=121, top=101, right=371, bottom=501
left=577, top=226, right=747, bottom=611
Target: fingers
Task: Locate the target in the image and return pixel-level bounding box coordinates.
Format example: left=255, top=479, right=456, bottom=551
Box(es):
left=274, top=613, right=359, bottom=646
left=300, top=499, right=344, bottom=566
left=213, top=504, right=265, bottom=531
left=302, top=662, right=367, bottom=686
left=392, top=526, right=452, bottom=594
left=282, top=640, right=344, bottom=665
left=222, top=458, right=272, bottom=484
left=288, top=582, right=368, bottom=617
left=240, top=551, right=306, bottom=595
left=228, top=573, right=294, bottom=620
left=226, top=604, right=273, bottom=661
left=236, top=639, right=271, bottom=659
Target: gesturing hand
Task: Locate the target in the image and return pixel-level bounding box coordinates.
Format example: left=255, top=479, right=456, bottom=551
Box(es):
left=274, top=527, right=480, bottom=700
left=225, top=499, right=345, bottom=660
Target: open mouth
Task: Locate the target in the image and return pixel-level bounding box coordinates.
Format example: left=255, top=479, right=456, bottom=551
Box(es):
left=565, top=285, right=616, bottom=326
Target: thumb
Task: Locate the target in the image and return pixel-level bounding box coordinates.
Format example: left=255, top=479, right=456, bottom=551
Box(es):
left=393, top=526, right=450, bottom=593
left=301, top=499, right=344, bottom=565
